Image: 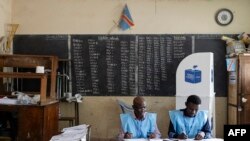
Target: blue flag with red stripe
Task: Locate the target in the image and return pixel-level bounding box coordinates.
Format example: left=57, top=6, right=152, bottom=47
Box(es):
left=119, top=4, right=134, bottom=30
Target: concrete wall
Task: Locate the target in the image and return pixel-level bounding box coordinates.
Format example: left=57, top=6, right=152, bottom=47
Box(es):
left=2, top=0, right=250, bottom=140
left=11, top=0, right=250, bottom=34
left=0, top=0, right=12, bottom=36
left=0, top=0, right=12, bottom=54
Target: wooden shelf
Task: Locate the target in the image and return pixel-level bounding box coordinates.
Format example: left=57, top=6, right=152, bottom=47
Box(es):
left=0, top=54, right=58, bottom=105
left=0, top=72, right=47, bottom=78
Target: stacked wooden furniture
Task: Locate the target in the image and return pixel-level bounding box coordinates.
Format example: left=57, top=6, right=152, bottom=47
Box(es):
left=228, top=53, right=250, bottom=124
left=0, top=54, right=58, bottom=103
left=0, top=54, right=59, bottom=141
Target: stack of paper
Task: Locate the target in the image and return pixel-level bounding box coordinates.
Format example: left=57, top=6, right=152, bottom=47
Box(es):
left=50, top=124, right=89, bottom=141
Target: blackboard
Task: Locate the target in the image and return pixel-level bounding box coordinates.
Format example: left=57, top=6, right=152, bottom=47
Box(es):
left=12, top=34, right=232, bottom=97
left=13, top=35, right=69, bottom=59
left=70, top=34, right=230, bottom=97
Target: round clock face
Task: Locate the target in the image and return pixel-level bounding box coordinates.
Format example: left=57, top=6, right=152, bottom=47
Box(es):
left=215, top=9, right=233, bottom=26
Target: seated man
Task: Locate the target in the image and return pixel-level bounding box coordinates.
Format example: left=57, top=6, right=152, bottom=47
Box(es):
left=118, top=96, right=161, bottom=140
left=168, top=95, right=212, bottom=140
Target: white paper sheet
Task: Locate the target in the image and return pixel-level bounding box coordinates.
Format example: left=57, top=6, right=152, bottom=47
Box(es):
left=0, top=97, right=18, bottom=104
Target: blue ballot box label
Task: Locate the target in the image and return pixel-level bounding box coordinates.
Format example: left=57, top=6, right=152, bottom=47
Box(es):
left=185, top=68, right=202, bottom=84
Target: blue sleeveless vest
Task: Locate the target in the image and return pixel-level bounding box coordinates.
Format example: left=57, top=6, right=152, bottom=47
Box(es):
left=169, top=110, right=208, bottom=138
left=120, top=113, right=156, bottom=138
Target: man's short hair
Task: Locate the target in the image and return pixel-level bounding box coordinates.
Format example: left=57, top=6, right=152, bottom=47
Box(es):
left=186, top=95, right=201, bottom=105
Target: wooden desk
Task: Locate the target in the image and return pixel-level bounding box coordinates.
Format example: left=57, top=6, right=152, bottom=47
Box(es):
left=0, top=101, right=59, bottom=141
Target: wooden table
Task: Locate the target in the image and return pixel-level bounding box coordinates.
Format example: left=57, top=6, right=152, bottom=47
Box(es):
left=0, top=101, right=59, bottom=141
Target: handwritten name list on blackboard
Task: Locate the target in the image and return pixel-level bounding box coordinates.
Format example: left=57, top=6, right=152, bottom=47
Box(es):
left=71, top=35, right=194, bottom=96
left=13, top=34, right=228, bottom=96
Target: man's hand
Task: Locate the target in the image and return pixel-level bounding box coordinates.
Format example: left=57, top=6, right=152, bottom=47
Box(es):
left=148, top=133, right=156, bottom=139
left=124, top=132, right=132, bottom=139
left=195, top=131, right=205, bottom=140
left=177, top=132, right=188, bottom=139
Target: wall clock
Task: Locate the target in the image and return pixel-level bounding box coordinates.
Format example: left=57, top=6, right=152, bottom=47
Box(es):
left=215, top=8, right=233, bottom=26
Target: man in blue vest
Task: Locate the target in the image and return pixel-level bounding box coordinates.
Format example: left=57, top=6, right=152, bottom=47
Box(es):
left=168, top=95, right=212, bottom=140
left=118, top=96, right=161, bottom=140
